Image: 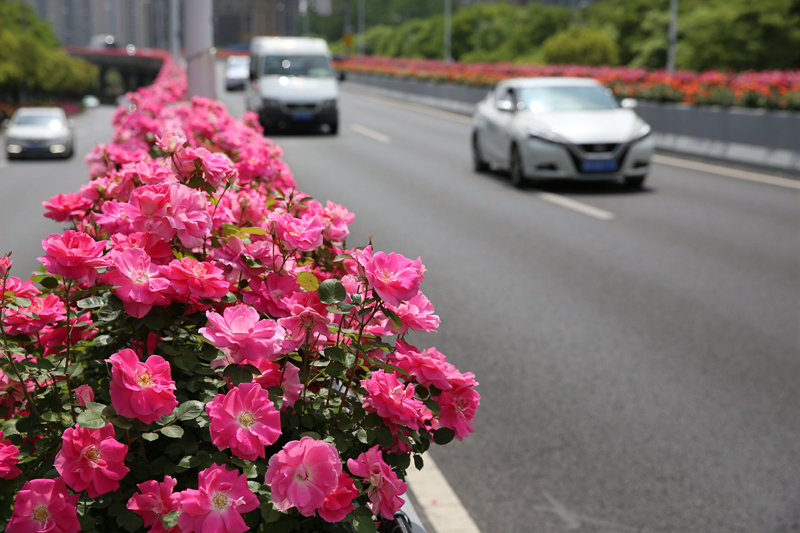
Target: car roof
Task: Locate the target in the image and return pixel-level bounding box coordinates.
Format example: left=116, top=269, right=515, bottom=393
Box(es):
left=250, top=37, right=330, bottom=56
left=501, top=77, right=604, bottom=89
left=13, top=107, right=65, bottom=117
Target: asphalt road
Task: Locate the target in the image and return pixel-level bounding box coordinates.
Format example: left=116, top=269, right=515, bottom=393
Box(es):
left=0, top=80, right=797, bottom=533
left=220, top=85, right=800, bottom=533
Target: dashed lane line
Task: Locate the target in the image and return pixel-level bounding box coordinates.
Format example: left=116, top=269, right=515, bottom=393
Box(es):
left=653, top=154, right=800, bottom=190
left=537, top=192, right=616, bottom=220
left=351, top=123, right=392, bottom=144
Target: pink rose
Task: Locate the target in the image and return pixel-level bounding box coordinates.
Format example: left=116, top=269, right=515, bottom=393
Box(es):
left=318, top=472, right=358, bottom=523
left=107, top=348, right=178, bottom=424
left=252, top=360, right=304, bottom=410
left=3, top=294, right=66, bottom=336
left=199, top=305, right=285, bottom=364
left=155, top=131, right=186, bottom=154
left=38, top=312, right=97, bottom=357
left=128, top=476, right=181, bottom=533
left=271, top=212, right=325, bottom=252
left=356, top=245, right=425, bottom=306
left=160, top=257, right=230, bottom=301
left=384, top=291, right=440, bottom=335
left=128, top=183, right=173, bottom=240
left=0, top=254, right=10, bottom=277
left=104, top=248, right=170, bottom=318
left=38, top=230, right=108, bottom=285
left=323, top=201, right=355, bottom=242
left=361, top=369, right=432, bottom=431
left=42, top=192, right=93, bottom=222
left=265, top=436, right=342, bottom=516
left=7, top=478, right=81, bottom=533
left=392, top=341, right=456, bottom=391
left=347, top=445, right=407, bottom=520
left=166, top=183, right=212, bottom=248
left=206, top=382, right=282, bottom=460
left=243, top=273, right=300, bottom=318
left=438, top=380, right=481, bottom=441
left=74, top=385, right=94, bottom=407
left=108, top=232, right=173, bottom=265
left=93, top=200, right=135, bottom=235
left=54, top=423, right=129, bottom=498
left=0, top=430, right=21, bottom=479
left=177, top=465, right=259, bottom=533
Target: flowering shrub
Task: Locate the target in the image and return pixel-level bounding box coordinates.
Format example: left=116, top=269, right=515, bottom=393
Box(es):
left=334, top=56, right=800, bottom=110
left=0, top=56, right=479, bottom=533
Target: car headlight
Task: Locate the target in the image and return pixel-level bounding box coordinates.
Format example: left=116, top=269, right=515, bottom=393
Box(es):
left=322, top=99, right=337, bottom=109
left=526, top=128, right=568, bottom=144
left=261, top=99, right=281, bottom=109
left=629, top=123, right=651, bottom=142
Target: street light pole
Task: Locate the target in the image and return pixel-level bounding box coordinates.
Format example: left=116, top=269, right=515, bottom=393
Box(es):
left=444, top=0, right=452, bottom=63
left=667, top=0, right=678, bottom=73
left=185, top=0, right=215, bottom=98
left=358, top=0, right=365, bottom=55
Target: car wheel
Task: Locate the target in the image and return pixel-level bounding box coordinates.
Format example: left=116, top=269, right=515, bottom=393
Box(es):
left=509, top=144, right=527, bottom=189
left=624, top=175, right=646, bottom=189
left=472, top=132, right=489, bottom=172
left=329, top=122, right=338, bottom=135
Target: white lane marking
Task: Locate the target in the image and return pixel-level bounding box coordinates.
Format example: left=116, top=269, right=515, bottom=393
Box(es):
left=350, top=123, right=391, bottom=144
left=406, top=455, right=482, bottom=533
left=533, top=490, right=658, bottom=533
left=537, top=192, right=616, bottom=220
left=343, top=88, right=474, bottom=125
left=653, top=154, right=800, bottom=191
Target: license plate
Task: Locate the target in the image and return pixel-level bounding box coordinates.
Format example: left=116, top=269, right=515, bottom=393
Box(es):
left=292, top=113, right=313, bottom=121
left=581, top=159, right=618, bottom=173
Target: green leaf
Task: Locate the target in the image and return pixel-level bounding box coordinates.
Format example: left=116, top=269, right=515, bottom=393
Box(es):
left=162, top=511, right=179, bottom=529
left=240, top=226, right=268, bottom=235
left=414, top=454, right=424, bottom=470
left=296, top=271, right=319, bottom=292
left=76, top=410, right=106, bottom=429
left=318, top=278, right=346, bottom=305
left=223, top=364, right=259, bottom=385
left=13, top=297, right=31, bottom=308
left=77, top=297, right=105, bottom=309
left=160, top=425, right=184, bottom=438
left=173, top=353, right=198, bottom=372
left=142, top=432, right=159, bottom=441
left=433, top=427, right=455, bottom=445
left=260, top=503, right=282, bottom=523
left=325, top=361, right=346, bottom=377
left=31, top=275, right=59, bottom=289
left=79, top=514, right=96, bottom=530
left=384, top=308, right=403, bottom=330
left=324, top=346, right=346, bottom=363
left=356, top=428, right=369, bottom=444
left=117, top=509, right=144, bottom=533
left=333, top=253, right=350, bottom=262
left=353, top=506, right=378, bottom=533
left=66, top=363, right=83, bottom=378
left=423, top=399, right=441, bottom=414
left=221, top=291, right=238, bottom=304
left=174, top=400, right=206, bottom=421
left=85, top=401, right=107, bottom=414
left=97, top=307, right=121, bottom=321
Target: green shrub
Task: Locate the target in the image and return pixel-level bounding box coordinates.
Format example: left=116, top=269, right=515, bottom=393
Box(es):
left=541, top=25, right=620, bottom=66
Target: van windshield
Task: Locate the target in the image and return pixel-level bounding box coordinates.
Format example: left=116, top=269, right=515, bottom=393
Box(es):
left=261, top=55, right=333, bottom=77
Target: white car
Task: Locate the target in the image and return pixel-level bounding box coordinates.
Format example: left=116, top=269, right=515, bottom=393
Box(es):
left=3, top=107, right=75, bottom=159
left=472, top=77, right=654, bottom=188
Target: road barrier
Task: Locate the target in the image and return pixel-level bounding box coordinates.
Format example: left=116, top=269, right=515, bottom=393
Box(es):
left=345, top=72, right=800, bottom=173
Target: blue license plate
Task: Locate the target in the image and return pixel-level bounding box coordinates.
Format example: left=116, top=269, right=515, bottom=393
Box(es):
left=581, top=159, right=618, bottom=173
left=292, top=113, right=313, bottom=121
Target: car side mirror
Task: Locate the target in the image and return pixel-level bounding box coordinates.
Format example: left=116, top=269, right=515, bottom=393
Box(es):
left=336, top=71, right=346, bottom=82
left=621, top=98, right=638, bottom=109
left=249, top=71, right=257, bottom=81
left=496, top=99, right=515, bottom=112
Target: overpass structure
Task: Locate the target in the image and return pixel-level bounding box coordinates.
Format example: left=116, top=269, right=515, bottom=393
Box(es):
left=65, top=47, right=168, bottom=103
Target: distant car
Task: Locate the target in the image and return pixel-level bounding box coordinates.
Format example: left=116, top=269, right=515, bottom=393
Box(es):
left=4, top=107, right=75, bottom=159
left=225, top=55, right=250, bottom=91
left=472, top=77, right=654, bottom=188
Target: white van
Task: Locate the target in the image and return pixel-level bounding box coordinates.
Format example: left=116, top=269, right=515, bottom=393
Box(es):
left=246, top=37, right=339, bottom=134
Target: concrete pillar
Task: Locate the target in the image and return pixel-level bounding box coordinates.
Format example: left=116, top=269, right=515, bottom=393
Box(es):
left=185, top=0, right=215, bottom=99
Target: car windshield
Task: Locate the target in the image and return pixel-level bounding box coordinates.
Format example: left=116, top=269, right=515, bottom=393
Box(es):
left=227, top=56, right=249, bottom=68
left=15, top=115, right=62, bottom=126
left=517, top=86, right=620, bottom=112
left=261, top=55, right=332, bottom=77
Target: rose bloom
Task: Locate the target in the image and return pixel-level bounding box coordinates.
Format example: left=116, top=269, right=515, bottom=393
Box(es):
left=3, top=294, right=66, bottom=336
left=347, top=445, right=407, bottom=520
left=3, top=276, right=41, bottom=299
left=271, top=211, right=324, bottom=252
left=384, top=291, right=440, bottom=335
left=161, top=257, right=230, bottom=300
left=6, top=478, right=81, bottom=533
left=54, top=423, right=129, bottom=498
left=42, top=192, right=93, bottom=222
left=361, top=369, right=432, bottom=431
left=156, top=131, right=186, bottom=154
left=74, top=384, right=94, bottom=407
left=177, top=464, right=259, bottom=533
left=0, top=430, right=21, bottom=479
left=206, top=382, right=282, bottom=460
left=108, top=232, right=173, bottom=265
left=166, top=183, right=213, bottom=248
left=104, top=248, right=170, bottom=318
left=0, top=254, right=11, bottom=277
left=38, top=230, right=108, bottom=285
left=38, top=312, right=97, bottom=357
left=252, top=360, right=304, bottom=410
left=128, top=476, right=181, bottom=533
left=318, top=472, right=358, bottom=523
left=107, top=348, right=178, bottom=424
left=438, top=380, right=481, bottom=441
left=200, top=305, right=285, bottom=364
left=265, top=436, right=342, bottom=516
left=243, top=273, right=300, bottom=318
left=392, top=341, right=455, bottom=392
left=356, top=245, right=425, bottom=306
left=322, top=201, right=355, bottom=242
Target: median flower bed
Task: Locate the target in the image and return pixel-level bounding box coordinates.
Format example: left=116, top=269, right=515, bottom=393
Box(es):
left=0, top=54, right=479, bottom=533
left=335, top=56, right=800, bottom=110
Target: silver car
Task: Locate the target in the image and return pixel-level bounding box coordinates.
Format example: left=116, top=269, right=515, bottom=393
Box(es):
left=472, top=77, right=654, bottom=188
left=3, top=107, right=75, bottom=159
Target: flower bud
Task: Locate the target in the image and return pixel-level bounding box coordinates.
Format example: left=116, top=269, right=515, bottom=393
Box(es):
left=155, top=131, right=186, bottom=154
left=0, top=255, right=10, bottom=277
left=75, top=385, right=94, bottom=406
